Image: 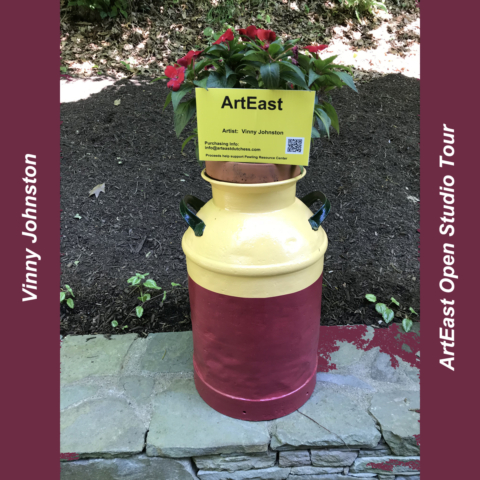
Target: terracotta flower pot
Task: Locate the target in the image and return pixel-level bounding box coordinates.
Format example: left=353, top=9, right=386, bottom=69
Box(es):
left=205, top=161, right=301, bottom=184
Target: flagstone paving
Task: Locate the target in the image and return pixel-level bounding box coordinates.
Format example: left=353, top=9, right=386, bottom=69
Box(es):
left=60, top=326, right=420, bottom=479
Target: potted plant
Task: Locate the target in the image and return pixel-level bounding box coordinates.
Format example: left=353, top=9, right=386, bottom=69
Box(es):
left=158, top=25, right=357, bottom=182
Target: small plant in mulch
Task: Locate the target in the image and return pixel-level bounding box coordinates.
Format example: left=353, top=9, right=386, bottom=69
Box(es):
left=157, top=25, right=358, bottom=157
left=125, top=272, right=162, bottom=320
left=60, top=285, right=75, bottom=309
left=365, top=294, right=418, bottom=332
left=110, top=275, right=187, bottom=331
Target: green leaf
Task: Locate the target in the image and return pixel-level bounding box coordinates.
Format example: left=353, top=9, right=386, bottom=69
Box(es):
left=297, top=54, right=310, bottom=71
left=138, top=293, right=151, bottom=302
left=163, top=91, right=172, bottom=111
left=127, top=276, right=137, bottom=284
left=174, top=99, right=196, bottom=137
left=365, top=294, right=377, bottom=303
left=311, top=126, right=320, bottom=139
left=162, top=291, right=167, bottom=302
left=172, top=84, right=194, bottom=111
left=203, top=27, right=214, bottom=37
left=383, top=308, right=394, bottom=323
left=332, top=71, right=358, bottom=93
left=375, top=303, right=387, bottom=315
left=243, top=76, right=259, bottom=88
left=136, top=306, right=144, bottom=318
left=226, top=74, right=238, bottom=88
left=65, top=285, right=74, bottom=297
left=171, top=282, right=181, bottom=287
left=402, top=317, right=413, bottom=333
left=314, top=107, right=331, bottom=138
left=391, top=297, right=400, bottom=306
left=181, top=134, right=197, bottom=152
left=120, top=9, right=127, bottom=19
left=409, top=307, right=418, bottom=316
left=260, top=63, right=280, bottom=89
left=224, top=64, right=235, bottom=79
left=321, top=102, right=339, bottom=134
left=193, top=78, right=208, bottom=90
left=131, top=276, right=141, bottom=286
left=66, top=298, right=74, bottom=309
left=206, top=72, right=227, bottom=88
left=122, top=325, right=128, bottom=330
left=144, top=279, right=162, bottom=290
left=111, top=320, right=118, bottom=327
left=279, top=68, right=308, bottom=90
left=268, top=43, right=282, bottom=57
left=308, top=69, right=321, bottom=87
left=60, top=292, right=66, bottom=303
left=243, top=52, right=269, bottom=63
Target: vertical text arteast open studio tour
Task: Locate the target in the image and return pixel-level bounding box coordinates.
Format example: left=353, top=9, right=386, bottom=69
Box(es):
left=438, top=125, right=456, bottom=371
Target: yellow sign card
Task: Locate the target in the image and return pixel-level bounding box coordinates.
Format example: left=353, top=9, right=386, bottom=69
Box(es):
left=196, top=88, right=315, bottom=166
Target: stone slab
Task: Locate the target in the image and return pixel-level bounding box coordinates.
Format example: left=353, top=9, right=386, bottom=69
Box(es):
left=61, top=334, right=137, bottom=385
left=310, top=450, right=358, bottom=467
left=61, top=397, right=146, bottom=457
left=197, top=467, right=290, bottom=480
left=290, top=466, right=343, bottom=475
left=371, top=352, right=400, bottom=383
left=358, top=449, right=392, bottom=457
left=61, top=384, right=100, bottom=411
left=122, top=375, right=155, bottom=405
left=316, top=373, right=373, bottom=390
left=278, top=450, right=311, bottom=467
left=289, top=476, right=375, bottom=480
left=350, top=456, right=420, bottom=475
left=140, top=331, right=193, bottom=373
left=394, top=476, right=420, bottom=480
left=271, top=389, right=381, bottom=450
left=60, top=456, right=198, bottom=479
left=193, top=452, right=276, bottom=472
left=369, top=392, right=420, bottom=456
left=146, top=379, right=270, bottom=457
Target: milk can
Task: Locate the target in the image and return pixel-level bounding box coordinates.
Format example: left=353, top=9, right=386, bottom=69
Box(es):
left=180, top=167, right=329, bottom=421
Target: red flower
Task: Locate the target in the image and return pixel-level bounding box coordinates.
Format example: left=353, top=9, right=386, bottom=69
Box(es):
left=165, top=65, right=185, bottom=91
left=238, top=25, right=258, bottom=41
left=304, top=45, right=328, bottom=54
left=256, top=29, right=276, bottom=50
left=177, top=50, right=203, bottom=67
left=213, top=29, right=234, bottom=45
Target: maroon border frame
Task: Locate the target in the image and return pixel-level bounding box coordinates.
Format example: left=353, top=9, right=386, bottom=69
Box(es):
left=1, top=1, right=60, bottom=478
left=422, top=1, right=480, bottom=478
left=3, top=2, right=480, bottom=479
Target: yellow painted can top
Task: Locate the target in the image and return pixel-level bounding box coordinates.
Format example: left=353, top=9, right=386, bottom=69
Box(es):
left=182, top=169, right=328, bottom=298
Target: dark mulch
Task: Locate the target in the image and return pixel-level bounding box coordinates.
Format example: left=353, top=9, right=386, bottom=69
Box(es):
left=60, top=73, right=419, bottom=337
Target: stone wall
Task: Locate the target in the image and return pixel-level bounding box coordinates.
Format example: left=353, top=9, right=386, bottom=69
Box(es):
left=61, top=443, right=420, bottom=479
left=60, top=328, right=420, bottom=479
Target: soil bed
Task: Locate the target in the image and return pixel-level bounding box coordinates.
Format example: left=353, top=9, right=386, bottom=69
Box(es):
left=60, top=73, right=419, bottom=337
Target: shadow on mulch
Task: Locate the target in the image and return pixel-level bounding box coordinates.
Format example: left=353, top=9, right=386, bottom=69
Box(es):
left=60, top=73, right=419, bottom=337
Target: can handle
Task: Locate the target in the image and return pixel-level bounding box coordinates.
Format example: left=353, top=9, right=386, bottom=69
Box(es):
left=180, top=195, right=206, bottom=237
left=300, top=191, right=331, bottom=231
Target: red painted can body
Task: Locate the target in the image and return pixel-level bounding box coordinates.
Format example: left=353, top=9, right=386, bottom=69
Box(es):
left=189, top=276, right=322, bottom=421
left=181, top=170, right=328, bottom=420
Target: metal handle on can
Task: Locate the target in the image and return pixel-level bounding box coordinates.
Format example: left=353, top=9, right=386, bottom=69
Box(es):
left=180, top=195, right=206, bottom=237
left=300, top=191, right=331, bottom=231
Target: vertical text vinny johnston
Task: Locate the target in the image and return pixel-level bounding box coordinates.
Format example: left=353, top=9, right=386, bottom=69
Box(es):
left=438, top=125, right=456, bottom=372
left=22, top=154, right=41, bottom=302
